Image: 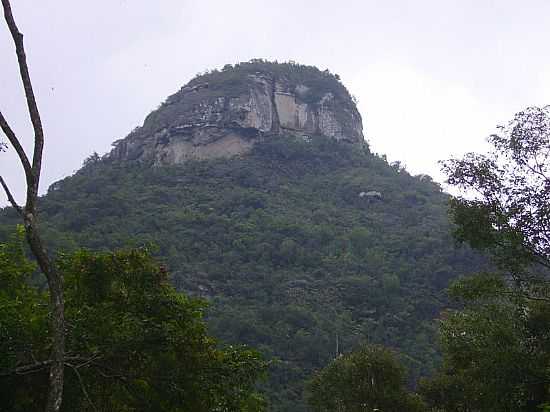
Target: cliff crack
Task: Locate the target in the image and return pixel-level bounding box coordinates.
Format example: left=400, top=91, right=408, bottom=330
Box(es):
left=269, top=78, right=280, bottom=134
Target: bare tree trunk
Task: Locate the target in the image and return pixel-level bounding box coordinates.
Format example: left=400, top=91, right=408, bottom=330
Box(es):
left=25, top=213, right=65, bottom=412
left=1, top=1, right=65, bottom=411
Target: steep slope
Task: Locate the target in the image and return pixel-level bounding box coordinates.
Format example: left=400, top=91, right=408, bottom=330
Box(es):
left=109, top=60, right=364, bottom=164
left=0, top=62, right=483, bottom=411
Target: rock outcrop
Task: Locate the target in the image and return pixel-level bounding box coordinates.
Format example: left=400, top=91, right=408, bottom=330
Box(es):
left=110, top=61, right=365, bottom=165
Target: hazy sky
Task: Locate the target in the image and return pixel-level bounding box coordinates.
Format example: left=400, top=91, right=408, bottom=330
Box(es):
left=1, top=1, right=550, bottom=206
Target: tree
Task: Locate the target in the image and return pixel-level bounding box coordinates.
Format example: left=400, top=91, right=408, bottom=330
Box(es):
left=0, top=234, right=267, bottom=411
left=422, top=106, right=550, bottom=410
left=441, top=105, right=550, bottom=294
left=306, top=344, right=426, bottom=412
left=420, top=275, right=550, bottom=411
left=0, top=1, right=66, bottom=410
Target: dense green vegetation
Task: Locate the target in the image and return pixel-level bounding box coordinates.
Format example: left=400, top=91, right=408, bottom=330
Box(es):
left=0, top=229, right=267, bottom=411
left=419, top=276, right=550, bottom=411
left=418, top=106, right=550, bottom=411
left=300, top=106, right=550, bottom=412
left=1, top=1, right=547, bottom=406
left=1, top=135, right=482, bottom=410
left=307, top=344, right=426, bottom=411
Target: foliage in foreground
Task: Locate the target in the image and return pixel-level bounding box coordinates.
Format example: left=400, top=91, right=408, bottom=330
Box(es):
left=420, top=106, right=550, bottom=411
left=420, top=275, right=550, bottom=411
left=0, top=135, right=483, bottom=411
left=307, top=344, right=426, bottom=412
left=0, top=230, right=266, bottom=412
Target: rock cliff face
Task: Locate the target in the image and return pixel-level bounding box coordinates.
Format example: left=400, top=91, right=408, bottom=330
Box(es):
left=110, top=61, right=365, bottom=164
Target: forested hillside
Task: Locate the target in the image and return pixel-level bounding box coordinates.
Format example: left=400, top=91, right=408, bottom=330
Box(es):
left=0, top=135, right=483, bottom=410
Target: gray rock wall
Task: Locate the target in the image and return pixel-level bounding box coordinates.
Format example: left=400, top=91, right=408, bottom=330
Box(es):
left=110, top=71, right=365, bottom=165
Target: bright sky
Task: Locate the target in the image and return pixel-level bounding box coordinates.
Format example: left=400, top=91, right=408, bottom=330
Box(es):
left=1, top=1, right=549, bottom=206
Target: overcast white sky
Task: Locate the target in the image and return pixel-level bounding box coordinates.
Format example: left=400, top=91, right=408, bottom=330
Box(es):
left=1, top=1, right=550, bottom=206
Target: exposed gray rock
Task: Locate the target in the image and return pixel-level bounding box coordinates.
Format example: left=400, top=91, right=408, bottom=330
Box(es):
left=359, top=191, right=382, bottom=200
left=109, top=64, right=365, bottom=165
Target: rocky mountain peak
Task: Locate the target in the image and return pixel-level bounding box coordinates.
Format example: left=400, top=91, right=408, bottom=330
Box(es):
left=110, top=60, right=365, bottom=165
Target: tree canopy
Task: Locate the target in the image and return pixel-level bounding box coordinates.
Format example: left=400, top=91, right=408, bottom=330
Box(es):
left=0, top=135, right=483, bottom=410
left=307, top=344, right=426, bottom=412
left=442, top=105, right=550, bottom=281
left=0, top=230, right=267, bottom=411
left=421, top=106, right=550, bottom=411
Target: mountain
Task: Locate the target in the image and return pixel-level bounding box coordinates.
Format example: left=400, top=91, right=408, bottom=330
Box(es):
left=109, top=60, right=364, bottom=165
left=0, top=61, right=483, bottom=411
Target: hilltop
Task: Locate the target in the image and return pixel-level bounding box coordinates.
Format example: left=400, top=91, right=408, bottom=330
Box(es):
left=109, top=60, right=364, bottom=164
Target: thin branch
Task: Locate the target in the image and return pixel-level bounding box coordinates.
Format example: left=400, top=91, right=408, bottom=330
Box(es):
left=524, top=160, right=550, bottom=187
left=3, top=359, right=98, bottom=412
left=73, top=353, right=102, bottom=369
left=0, top=355, right=100, bottom=378
left=1, top=0, right=44, bottom=198
left=66, top=363, right=98, bottom=412
left=0, top=110, right=33, bottom=183
left=0, top=359, right=52, bottom=377
left=499, top=288, right=550, bottom=303
left=0, top=175, right=22, bottom=214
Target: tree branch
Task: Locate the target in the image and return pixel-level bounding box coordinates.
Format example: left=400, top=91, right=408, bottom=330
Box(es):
left=1, top=0, right=44, bottom=199
left=1, top=4, right=64, bottom=411
left=0, top=359, right=51, bottom=377
left=66, top=363, right=98, bottom=412
left=0, top=175, right=22, bottom=214
left=0, top=110, right=33, bottom=183
left=0, top=355, right=101, bottom=378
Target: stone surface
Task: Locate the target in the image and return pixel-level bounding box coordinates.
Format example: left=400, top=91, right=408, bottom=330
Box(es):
left=109, top=63, right=366, bottom=164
